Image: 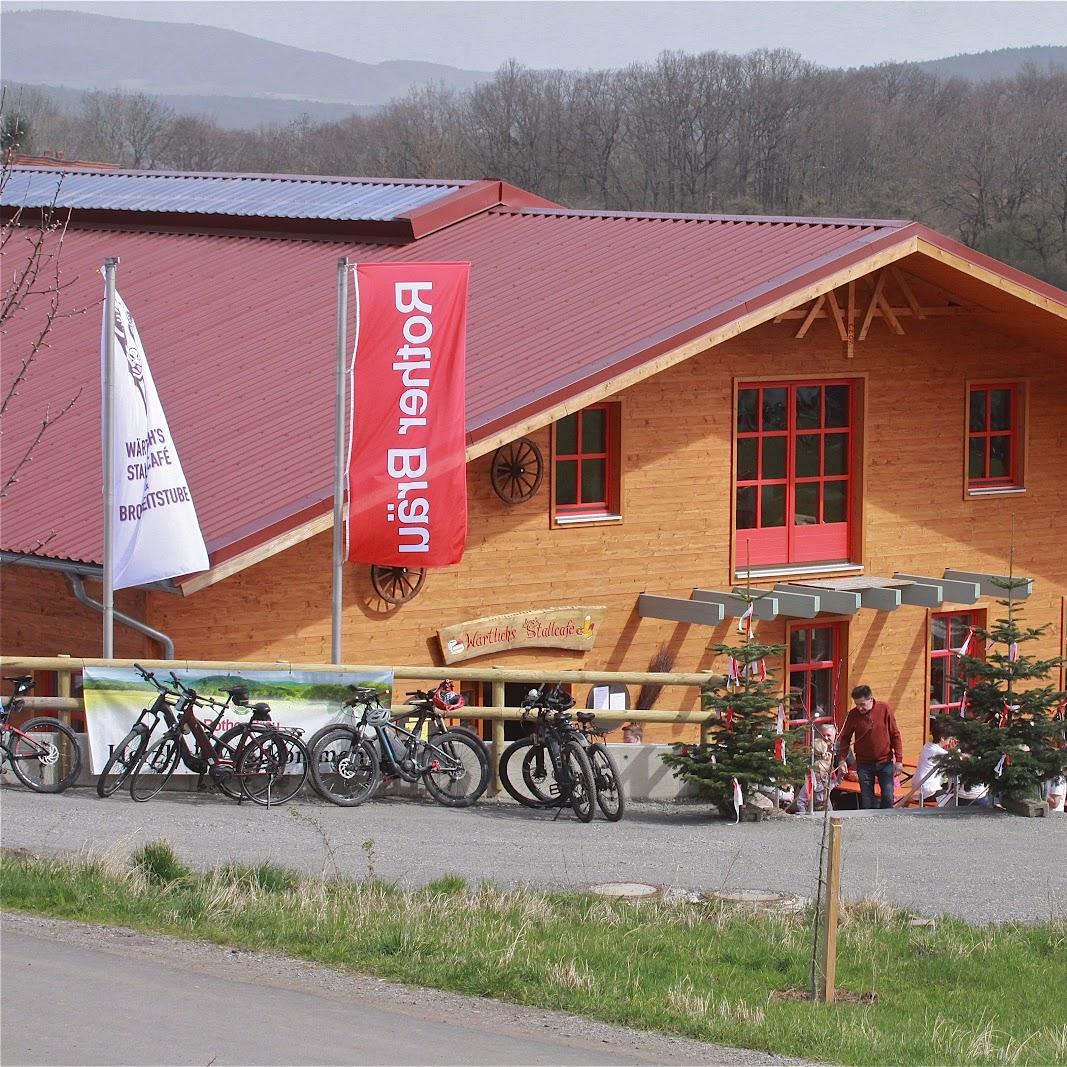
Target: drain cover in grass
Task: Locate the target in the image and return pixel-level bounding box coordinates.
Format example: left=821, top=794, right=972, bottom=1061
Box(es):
left=589, top=882, right=663, bottom=899
left=706, top=889, right=807, bottom=912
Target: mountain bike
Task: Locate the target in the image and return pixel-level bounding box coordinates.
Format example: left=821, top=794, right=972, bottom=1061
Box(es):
left=96, top=665, right=182, bottom=796
left=498, top=684, right=596, bottom=822
left=308, top=681, right=488, bottom=807
left=127, top=672, right=309, bottom=806
left=573, top=711, right=625, bottom=821
left=0, top=675, right=83, bottom=793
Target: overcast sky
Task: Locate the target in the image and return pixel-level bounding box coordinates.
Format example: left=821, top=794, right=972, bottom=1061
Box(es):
left=4, top=0, right=1067, bottom=70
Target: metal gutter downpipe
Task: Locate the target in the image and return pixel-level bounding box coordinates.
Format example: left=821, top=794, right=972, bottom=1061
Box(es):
left=66, top=573, right=175, bottom=660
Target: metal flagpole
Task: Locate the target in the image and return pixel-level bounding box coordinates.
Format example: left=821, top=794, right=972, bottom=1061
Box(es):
left=331, top=257, right=349, bottom=664
left=102, top=256, right=119, bottom=659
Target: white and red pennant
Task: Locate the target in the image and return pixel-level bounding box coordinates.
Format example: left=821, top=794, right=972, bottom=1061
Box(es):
left=346, top=262, right=471, bottom=568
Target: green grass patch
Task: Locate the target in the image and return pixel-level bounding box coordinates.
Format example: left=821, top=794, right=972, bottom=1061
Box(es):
left=2, top=847, right=1064, bottom=1066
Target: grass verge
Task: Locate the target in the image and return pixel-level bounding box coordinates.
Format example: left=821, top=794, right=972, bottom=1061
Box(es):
left=2, top=842, right=1065, bottom=1066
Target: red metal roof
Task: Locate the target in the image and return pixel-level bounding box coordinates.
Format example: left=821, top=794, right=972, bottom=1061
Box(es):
left=3, top=204, right=1064, bottom=577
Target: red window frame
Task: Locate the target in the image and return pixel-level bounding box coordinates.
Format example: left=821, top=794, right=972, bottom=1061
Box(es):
left=787, top=622, right=844, bottom=728
left=930, top=609, right=985, bottom=716
left=735, top=380, right=854, bottom=568
left=967, top=383, right=1019, bottom=489
left=552, top=404, right=620, bottom=520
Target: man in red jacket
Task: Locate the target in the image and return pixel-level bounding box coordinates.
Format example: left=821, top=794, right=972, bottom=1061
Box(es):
left=836, top=684, right=903, bottom=809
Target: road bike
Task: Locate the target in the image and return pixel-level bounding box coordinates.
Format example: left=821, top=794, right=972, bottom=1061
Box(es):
left=127, top=672, right=309, bottom=806
left=498, top=684, right=597, bottom=822
left=0, top=675, right=83, bottom=793
left=308, top=681, right=488, bottom=807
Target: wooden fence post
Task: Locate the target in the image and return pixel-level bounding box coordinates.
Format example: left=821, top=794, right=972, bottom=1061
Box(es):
left=491, top=680, right=505, bottom=795
left=56, top=654, right=73, bottom=781
left=818, top=816, right=844, bottom=1003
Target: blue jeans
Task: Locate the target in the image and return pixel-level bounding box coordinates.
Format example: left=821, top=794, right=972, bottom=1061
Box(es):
left=858, top=761, right=896, bottom=809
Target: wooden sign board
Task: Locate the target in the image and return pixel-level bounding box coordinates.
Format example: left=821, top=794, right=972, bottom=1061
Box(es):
left=438, top=606, right=607, bottom=664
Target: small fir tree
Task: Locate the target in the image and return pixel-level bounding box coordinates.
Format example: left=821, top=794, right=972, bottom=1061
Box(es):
left=935, top=579, right=1066, bottom=806
left=662, top=600, right=808, bottom=817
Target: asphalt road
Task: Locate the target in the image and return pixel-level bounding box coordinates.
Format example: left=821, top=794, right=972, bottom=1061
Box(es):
left=1, top=786, right=1064, bottom=923
left=1, top=914, right=807, bottom=1067
left=2, top=785, right=1067, bottom=926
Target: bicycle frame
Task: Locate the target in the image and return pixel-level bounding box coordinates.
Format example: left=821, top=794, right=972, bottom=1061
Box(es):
left=345, top=692, right=466, bottom=783
left=0, top=680, right=49, bottom=765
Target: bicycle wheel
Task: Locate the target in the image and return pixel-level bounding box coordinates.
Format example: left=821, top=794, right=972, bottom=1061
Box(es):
left=308, top=725, right=379, bottom=807
left=214, top=725, right=268, bottom=801
left=129, top=731, right=181, bottom=802
left=9, top=718, right=82, bottom=793
left=561, top=738, right=595, bottom=823
left=498, top=736, right=550, bottom=808
left=236, top=731, right=310, bottom=807
left=96, top=725, right=150, bottom=797
left=588, top=742, right=625, bottom=821
left=507, top=742, right=567, bottom=807
left=421, top=729, right=489, bottom=807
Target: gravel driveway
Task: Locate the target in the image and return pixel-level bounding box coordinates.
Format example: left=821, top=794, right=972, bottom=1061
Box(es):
left=1, top=786, right=1063, bottom=923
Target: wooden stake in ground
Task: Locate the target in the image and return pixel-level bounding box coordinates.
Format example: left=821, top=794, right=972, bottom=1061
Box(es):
left=817, top=817, right=844, bottom=1003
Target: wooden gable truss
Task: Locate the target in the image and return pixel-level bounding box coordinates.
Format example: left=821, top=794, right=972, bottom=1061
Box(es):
left=775, top=266, right=978, bottom=357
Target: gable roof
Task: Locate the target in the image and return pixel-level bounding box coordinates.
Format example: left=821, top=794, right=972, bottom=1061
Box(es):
left=3, top=170, right=1065, bottom=592
left=2, top=166, right=556, bottom=238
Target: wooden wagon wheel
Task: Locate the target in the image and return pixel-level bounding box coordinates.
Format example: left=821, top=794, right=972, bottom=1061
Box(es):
left=490, top=437, right=544, bottom=504
left=370, top=565, right=426, bottom=604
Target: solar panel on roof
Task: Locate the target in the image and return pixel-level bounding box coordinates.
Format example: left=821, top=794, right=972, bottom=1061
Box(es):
left=1, top=168, right=465, bottom=222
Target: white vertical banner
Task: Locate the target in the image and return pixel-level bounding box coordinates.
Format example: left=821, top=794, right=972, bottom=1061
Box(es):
left=102, top=281, right=208, bottom=588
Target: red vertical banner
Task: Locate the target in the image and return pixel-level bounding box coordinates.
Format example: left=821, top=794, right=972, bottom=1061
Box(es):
left=347, top=262, right=470, bottom=567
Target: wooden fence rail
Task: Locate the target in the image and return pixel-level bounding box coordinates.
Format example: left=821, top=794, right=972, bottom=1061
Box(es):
left=1, top=656, right=717, bottom=793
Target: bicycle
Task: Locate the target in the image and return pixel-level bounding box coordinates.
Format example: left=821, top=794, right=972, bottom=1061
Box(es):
left=498, top=684, right=596, bottom=822
left=96, top=665, right=181, bottom=797
left=573, top=712, right=625, bottom=821
left=127, top=672, right=309, bottom=806
left=308, top=681, right=488, bottom=807
left=0, top=675, right=83, bottom=793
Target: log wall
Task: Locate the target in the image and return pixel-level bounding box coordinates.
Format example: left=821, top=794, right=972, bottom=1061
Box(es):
left=5, top=282, right=1064, bottom=762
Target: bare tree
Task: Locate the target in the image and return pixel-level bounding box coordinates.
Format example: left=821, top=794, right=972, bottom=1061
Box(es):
left=0, top=143, right=84, bottom=547
left=77, top=90, right=174, bottom=168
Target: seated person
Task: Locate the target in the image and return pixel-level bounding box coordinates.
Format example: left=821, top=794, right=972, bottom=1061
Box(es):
left=914, top=719, right=951, bottom=800
left=794, top=722, right=849, bottom=813
left=938, top=729, right=990, bottom=805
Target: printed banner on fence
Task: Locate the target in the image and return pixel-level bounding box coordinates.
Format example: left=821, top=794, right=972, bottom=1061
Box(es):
left=82, top=666, right=392, bottom=773
left=346, top=261, right=470, bottom=568
left=102, top=281, right=209, bottom=588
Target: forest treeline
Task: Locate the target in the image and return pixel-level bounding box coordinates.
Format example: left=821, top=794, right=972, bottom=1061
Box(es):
left=4, top=49, right=1066, bottom=286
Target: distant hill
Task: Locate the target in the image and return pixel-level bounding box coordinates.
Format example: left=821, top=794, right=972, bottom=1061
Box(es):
left=916, top=45, right=1067, bottom=81
left=1, top=81, right=374, bottom=129
left=0, top=8, right=491, bottom=109
left=3, top=8, right=1064, bottom=135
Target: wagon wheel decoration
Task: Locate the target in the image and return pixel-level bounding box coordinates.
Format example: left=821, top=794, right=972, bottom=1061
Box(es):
left=490, top=437, right=544, bottom=504
left=370, top=565, right=426, bottom=605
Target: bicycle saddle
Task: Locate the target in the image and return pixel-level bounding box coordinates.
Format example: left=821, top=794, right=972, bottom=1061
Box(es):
left=576, top=711, right=596, bottom=723
left=223, top=686, right=250, bottom=705
left=346, top=685, right=380, bottom=703
left=250, top=702, right=272, bottom=720
left=3, top=675, right=34, bottom=688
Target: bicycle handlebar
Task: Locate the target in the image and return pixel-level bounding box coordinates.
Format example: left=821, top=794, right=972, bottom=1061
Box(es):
left=164, top=671, right=232, bottom=712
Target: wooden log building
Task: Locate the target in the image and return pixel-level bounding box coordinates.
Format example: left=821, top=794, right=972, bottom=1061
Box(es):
left=2, top=165, right=1065, bottom=759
